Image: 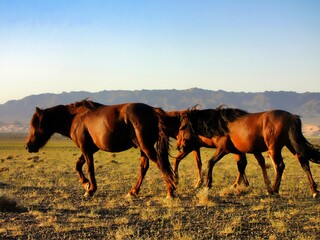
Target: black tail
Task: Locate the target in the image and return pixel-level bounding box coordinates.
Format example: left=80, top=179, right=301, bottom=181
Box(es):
left=154, top=108, right=177, bottom=191
left=288, top=115, right=320, bottom=164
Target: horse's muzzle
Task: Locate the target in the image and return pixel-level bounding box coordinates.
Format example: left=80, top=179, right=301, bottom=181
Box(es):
left=25, top=143, right=39, bottom=153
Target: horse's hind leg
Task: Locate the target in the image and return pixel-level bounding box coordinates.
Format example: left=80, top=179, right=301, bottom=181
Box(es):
left=82, top=151, right=97, bottom=197
left=233, top=153, right=249, bottom=188
left=287, top=144, right=319, bottom=198
left=254, top=153, right=272, bottom=194
left=128, top=151, right=149, bottom=197
left=140, top=144, right=176, bottom=198
left=268, top=149, right=285, bottom=194
left=299, top=158, right=319, bottom=198
left=76, top=154, right=89, bottom=187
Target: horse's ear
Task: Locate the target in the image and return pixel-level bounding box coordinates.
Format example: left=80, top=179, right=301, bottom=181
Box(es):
left=36, top=107, right=42, bottom=115
left=191, top=104, right=200, bottom=111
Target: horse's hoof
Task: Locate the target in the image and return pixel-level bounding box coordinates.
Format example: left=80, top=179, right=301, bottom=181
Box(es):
left=231, top=183, right=239, bottom=189
left=126, top=192, right=138, bottom=198
left=194, top=180, right=203, bottom=189
left=312, top=192, right=319, bottom=199
left=268, top=191, right=280, bottom=198
left=265, top=185, right=274, bottom=194
left=125, top=193, right=133, bottom=198
left=84, top=191, right=94, bottom=198
left=83, top=182, right=90, bottom=191
left=166, top=193, right=175, bottom=199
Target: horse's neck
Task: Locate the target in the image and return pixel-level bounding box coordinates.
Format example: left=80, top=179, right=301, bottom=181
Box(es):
left=47, top=107, right=75, bottom=137
left=165, top=112, right=181, bottom=138
left=197, top=111, right=228, bottom=137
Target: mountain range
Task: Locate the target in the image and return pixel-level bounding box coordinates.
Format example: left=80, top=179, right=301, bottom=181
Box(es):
left=0, top=88, right=319, bottom=135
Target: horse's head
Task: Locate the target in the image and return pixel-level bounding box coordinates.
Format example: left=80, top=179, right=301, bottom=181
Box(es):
left=176, top=111, right=198, bottom=153
left=26, top=107, right=53, bottom=153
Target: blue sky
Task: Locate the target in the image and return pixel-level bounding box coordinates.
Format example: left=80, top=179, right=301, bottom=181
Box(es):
left=0, top=0, right=319, bottom=104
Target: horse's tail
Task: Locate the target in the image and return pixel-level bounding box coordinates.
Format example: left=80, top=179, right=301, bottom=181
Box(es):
left=154, top=108, right=177, bottom=191
left=288, top=115, right=320, bottom=164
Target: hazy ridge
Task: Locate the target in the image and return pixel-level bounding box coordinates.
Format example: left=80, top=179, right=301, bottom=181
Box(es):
left=0, top=88, right=319, bottom=135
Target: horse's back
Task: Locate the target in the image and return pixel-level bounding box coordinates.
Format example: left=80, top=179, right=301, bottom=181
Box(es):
left=81, top=102, right=158, bottom=130
left=84, top=102, right=154, bottom=122
left=231, top=110, right=292, bottom=127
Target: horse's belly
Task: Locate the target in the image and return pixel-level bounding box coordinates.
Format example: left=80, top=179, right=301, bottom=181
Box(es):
left=101, top=143, right=133, bottom=152
left=234, top=144, right=268, bottom=154
left=95, top=135, right=134, bottom=152
left=231, top=136, right=268, bottom=153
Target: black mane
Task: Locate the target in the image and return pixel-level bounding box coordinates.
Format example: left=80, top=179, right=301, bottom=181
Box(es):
left=187, top=106, right=248, bottom=137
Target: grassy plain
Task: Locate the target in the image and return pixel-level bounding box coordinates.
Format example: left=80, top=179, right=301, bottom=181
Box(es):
left=0, top=134, right=320, bottom=239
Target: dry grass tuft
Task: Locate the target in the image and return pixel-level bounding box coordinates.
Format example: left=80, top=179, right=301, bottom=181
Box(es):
left=195, top=187, right=216, bottom=206
left=219, top=185, right=251, bottom=197
left=221, top=216, right=243, bottom=236
left=115, top=226, right=135, bottom=240
left=172, top=232, right=194, bottom=240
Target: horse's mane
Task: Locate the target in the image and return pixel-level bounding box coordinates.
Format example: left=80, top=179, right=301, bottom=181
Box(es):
left=188, top=106, right=248, bottom=136
left=69, top=98, right=105, bottom=111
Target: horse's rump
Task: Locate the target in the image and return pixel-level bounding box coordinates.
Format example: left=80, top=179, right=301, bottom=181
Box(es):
left=123, top=103, right=176, bottom=187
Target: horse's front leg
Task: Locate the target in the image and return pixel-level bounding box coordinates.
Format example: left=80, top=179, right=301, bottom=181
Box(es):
left=173, top=151, right=185, bottom=185
left=192, top=149, right=203, bottom=188
left=76, top=154, right=89, bottom=188
left=82, top=151, right=97, bottom=197
left=128, top=151, right=149, bottom=197
left=206, top=149, right=226, bottom=189
left=173, top=149, right=195, bottom=186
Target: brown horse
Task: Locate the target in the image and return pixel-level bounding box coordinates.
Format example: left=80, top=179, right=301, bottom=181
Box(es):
left=163, top=110, right=251, bottom=188
left=126, top=108, right=252, bottom=193
left=26, top=99, right=176, bottom=198
left=178, top=108, right=320, bottom=197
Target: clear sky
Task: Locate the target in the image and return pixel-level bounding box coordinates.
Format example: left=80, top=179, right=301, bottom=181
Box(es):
left=0, top=0, right=319, bottom=104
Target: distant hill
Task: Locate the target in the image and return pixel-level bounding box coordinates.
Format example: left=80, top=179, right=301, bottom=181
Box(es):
left=0, top=88, right=319, bottom=134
